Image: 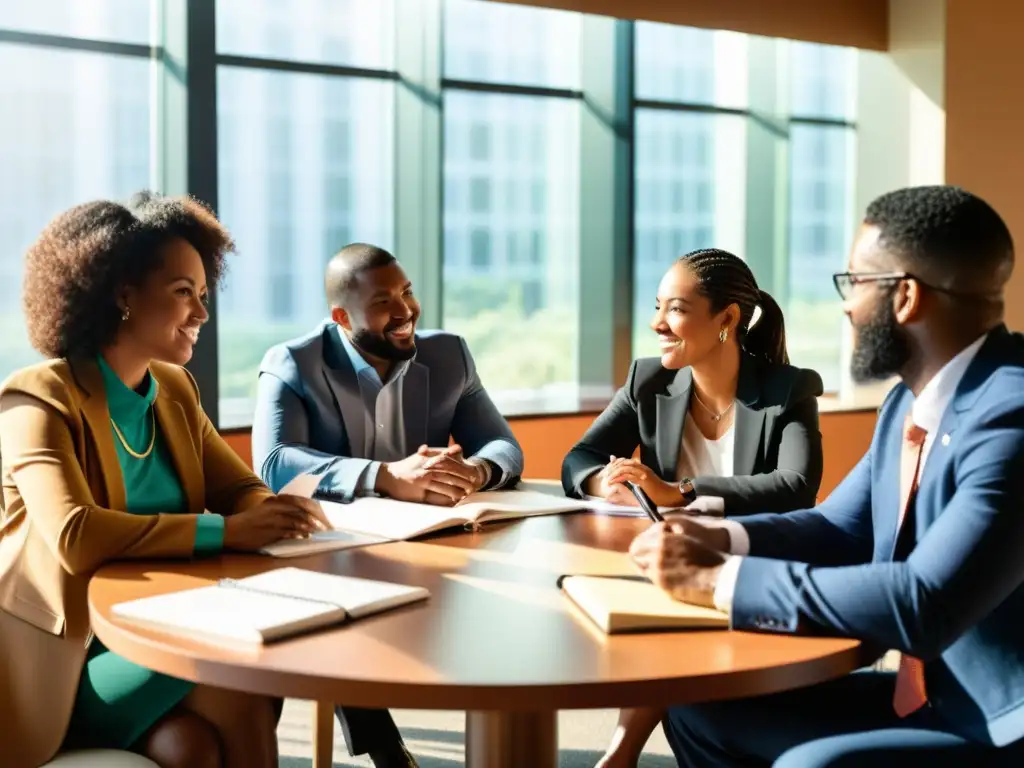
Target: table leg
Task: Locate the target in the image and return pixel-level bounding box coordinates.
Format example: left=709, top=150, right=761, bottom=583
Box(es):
left=464, top=710, right=557, bottom=768
left=312, top=699, right=334, bottom=768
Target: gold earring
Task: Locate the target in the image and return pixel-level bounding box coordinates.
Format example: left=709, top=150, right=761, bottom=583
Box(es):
left=719, top=328, right=728, bottom=343
left=121, top=307, right=130, bottom=321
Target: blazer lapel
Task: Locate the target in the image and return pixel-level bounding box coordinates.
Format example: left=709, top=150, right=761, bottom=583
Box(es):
left=153, top=381, right=205, bottom=515
left=732, top=403, right=765, bottom=476
left=402, top=361, right=429, bottom=450
left=655, top=368, right=692, bottom=479
left=322, top=337, right=366, bottom=457
left=72, top=360, right=126, bottom=512
left=732, top=357, right=765, bottom=476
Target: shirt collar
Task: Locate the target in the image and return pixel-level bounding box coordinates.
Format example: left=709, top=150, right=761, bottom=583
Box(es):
left=334, top=324, right=412, bottom=386
left=335, top=325, right=374, bottom=376
left=911, top=333, right=988, bottom=434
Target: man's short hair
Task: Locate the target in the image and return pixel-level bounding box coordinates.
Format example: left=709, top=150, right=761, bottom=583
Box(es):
left=865, top=186, right=1014, bottom=284
left=324, top=243, right=397, bottom=308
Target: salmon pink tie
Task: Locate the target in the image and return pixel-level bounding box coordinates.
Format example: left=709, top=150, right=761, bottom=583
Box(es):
left=893, top=415, right=928, bottom=717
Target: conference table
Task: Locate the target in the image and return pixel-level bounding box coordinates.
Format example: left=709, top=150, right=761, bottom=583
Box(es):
left=88, top=493, right=866, bottom=768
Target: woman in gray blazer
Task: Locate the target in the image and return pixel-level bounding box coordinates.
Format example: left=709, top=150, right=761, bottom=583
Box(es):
left=564, top=249, right=824, bottom=768
left=563, top=248, right=823, bottom=516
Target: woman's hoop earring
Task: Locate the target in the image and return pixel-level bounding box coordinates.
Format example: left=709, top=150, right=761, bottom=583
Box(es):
left=719, top=328, right=728, bottom=343
left=121, top=307, right=131, bottom=322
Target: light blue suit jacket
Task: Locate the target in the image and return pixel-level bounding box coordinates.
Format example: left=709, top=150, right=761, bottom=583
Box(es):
left=252, top=321, right=524, bottom=501
left=732, top=325, right=1024, bottom=747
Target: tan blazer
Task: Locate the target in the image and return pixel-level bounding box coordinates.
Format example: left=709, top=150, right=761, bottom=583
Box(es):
left=0, top=358, right=273, bottom=768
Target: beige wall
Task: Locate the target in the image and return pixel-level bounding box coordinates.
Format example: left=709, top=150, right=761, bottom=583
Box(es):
left=945, top=0, right=1024, bottom=330
left=488, top=0, right=888, bottom=49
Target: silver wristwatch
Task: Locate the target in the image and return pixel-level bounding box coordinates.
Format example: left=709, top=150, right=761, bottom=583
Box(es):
left=678, top=477, right=697, bottom=505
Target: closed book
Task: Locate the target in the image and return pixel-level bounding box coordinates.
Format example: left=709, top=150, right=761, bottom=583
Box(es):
left=559, top=574, right=729, bottom=634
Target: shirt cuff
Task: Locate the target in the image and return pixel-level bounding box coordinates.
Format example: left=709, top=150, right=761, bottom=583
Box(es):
left=684, top=495, right=725, bottom=516
left=688, top=516, right=750, bottom=555
left=194, top=513, right=225, bottom=555
left=466, top=457, right=493, bottom=489
left=359, top=461, right=382, bottom=496
left=713, top=555, right=743, bottom=614
left=708, top=518, right=750, bottom=554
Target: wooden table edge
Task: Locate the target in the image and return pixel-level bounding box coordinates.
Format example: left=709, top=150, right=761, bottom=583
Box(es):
left=88, top=598, right=867, bottom=711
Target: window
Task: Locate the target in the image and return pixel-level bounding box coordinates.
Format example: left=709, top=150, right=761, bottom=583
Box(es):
left=790, top=41, right=857, bottom=121
left=633, top=109, right=747, bottom=358
left=443, top=0, right=581, bottom=90
left=442, top=87, right=581, bottom=405
left=470, top=230, right=492, bottom=268
left=0, top=0, right=152, bottom=43
left=788, top=122, right=855, bottom=392
left=530, top=181, right=546, bottom=215
left=216, top=0, right=395, bottom=69
left=633, top=27, right=856, bottom=392
left=216, top=67, right=395, bottom=427
left=3, top=2, right=864, bottom=428
left=0, top=43, right=153, bottom=381
left=324, top=225, right=351, bottom=259
left=469, top=123, right=491, bottom=160
left=469, top=178, right=491, bottom=213
left=635, top=22, right=747, bottom=109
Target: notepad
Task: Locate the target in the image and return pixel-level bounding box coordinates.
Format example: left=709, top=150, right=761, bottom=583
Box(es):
left=111, top=567, right=429, bottom=646
left=559, top=574, right=729, bottom=634
left=321, top=488, right=591, bottom=541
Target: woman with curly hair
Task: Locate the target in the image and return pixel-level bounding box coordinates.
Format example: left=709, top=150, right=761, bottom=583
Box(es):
left=0, top=192, right=326, bottom=768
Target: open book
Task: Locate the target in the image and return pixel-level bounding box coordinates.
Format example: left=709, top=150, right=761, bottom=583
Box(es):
left=319, top=487, right=591, bottom=542
left=260, top=528, right=390, bottom=558
left=111, top=567, right=429, bottom=646
left=559, top=574, right=729, bottom=634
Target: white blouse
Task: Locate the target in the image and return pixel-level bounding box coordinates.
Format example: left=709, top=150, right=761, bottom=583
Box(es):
left=676, top=415, right=735, bottom=481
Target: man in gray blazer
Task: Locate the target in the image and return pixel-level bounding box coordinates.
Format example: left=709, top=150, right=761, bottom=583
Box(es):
left=253, top=243, right=523, bottom=503
left=251, top=243, right=523, bottom=766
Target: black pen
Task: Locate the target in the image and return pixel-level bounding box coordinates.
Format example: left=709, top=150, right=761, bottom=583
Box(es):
left=624, top=481, right=664, bottom=523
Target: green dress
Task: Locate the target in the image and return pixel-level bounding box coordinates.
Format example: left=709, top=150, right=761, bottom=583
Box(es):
left=63, top=356, right=225, bottom=750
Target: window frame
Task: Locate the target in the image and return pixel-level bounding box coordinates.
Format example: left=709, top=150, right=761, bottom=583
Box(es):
left=0, top=1, right=859, bottom=428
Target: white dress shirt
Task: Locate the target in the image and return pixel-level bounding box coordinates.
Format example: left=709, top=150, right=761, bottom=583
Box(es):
left=678, top=416, right=735, bottom=481
left=711, top=333, right=989, bottom=614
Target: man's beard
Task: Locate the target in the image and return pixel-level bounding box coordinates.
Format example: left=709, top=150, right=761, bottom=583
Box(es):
left=850, top=293, right=911, bottom=384
left=350, top=325, right=417, bottom=362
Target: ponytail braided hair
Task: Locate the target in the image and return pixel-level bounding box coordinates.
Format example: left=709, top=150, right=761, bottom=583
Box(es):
left=678, top=248, right=790, bottom=365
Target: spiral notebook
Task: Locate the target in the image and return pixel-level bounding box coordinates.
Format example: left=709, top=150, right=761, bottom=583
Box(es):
left=111, top=567, right=429, bottom=646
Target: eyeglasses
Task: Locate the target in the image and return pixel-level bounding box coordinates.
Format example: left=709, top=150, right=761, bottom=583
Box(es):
left=832, top=271, right=910, bottom=301
left=832, top=271, right=995, bottom=303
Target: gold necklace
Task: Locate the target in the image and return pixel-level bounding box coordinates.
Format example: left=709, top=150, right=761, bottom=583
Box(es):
left=110, top=408, right=156, bottom=459
left=692, top=389, right=735, bottom=422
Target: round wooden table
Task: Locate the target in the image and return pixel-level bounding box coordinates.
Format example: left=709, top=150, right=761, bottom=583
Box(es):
left=89, top=513, right=866, bottom=768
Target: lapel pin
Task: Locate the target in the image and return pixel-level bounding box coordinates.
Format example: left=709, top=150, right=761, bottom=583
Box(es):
left=941, top=433, right=951, bottom=447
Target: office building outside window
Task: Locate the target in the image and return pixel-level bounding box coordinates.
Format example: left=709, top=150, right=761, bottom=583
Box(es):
left=0, top=1, right=154, bottom=378
left=215, top=0, right=396, bottom=427
left=442, top=0, right=582, bottom=413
